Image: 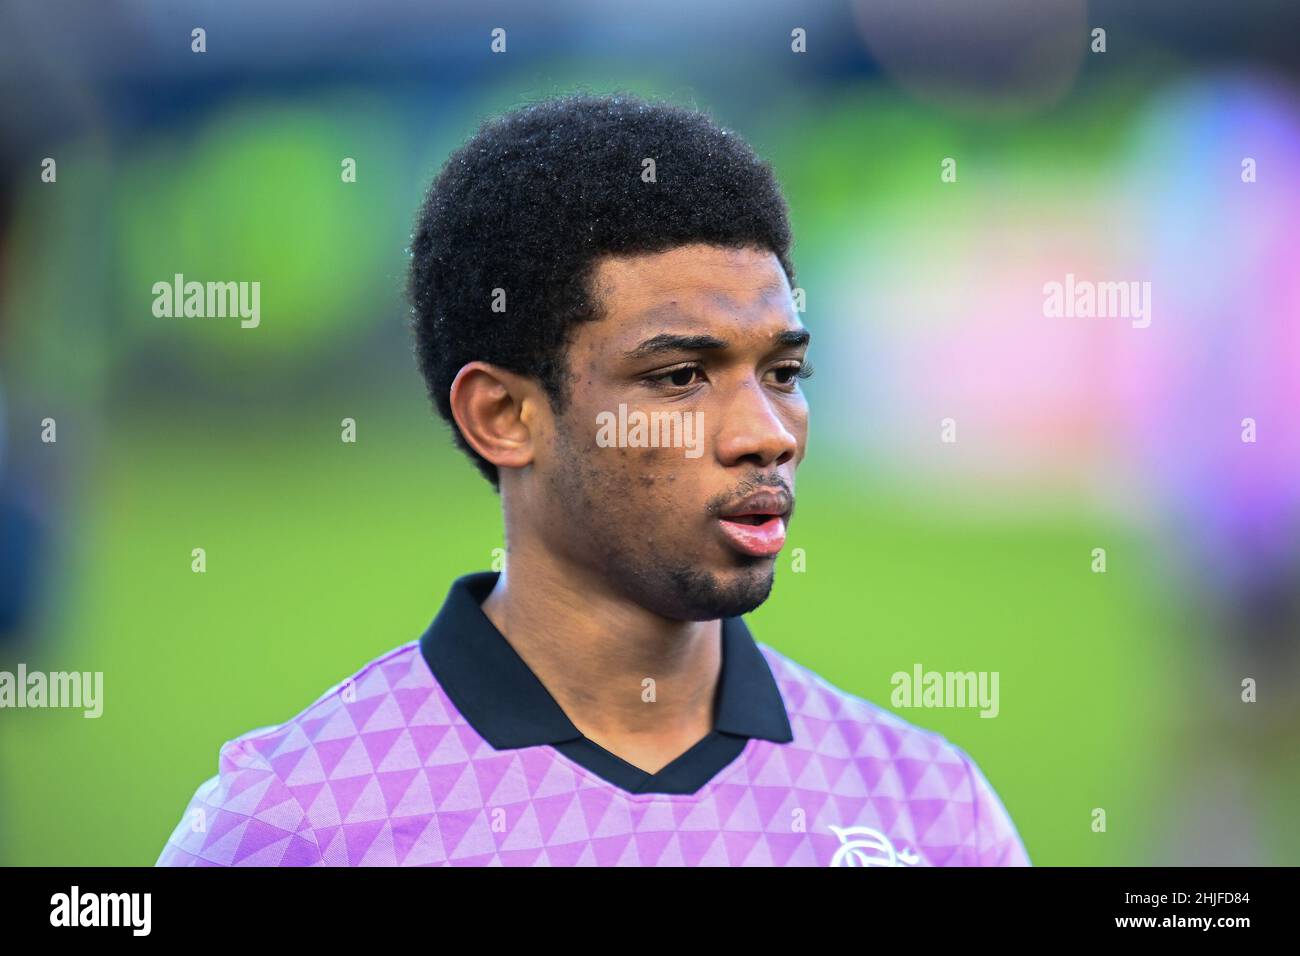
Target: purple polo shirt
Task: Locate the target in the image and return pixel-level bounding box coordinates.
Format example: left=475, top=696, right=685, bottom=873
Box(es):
left=157, top=572, right=1030, bottom=866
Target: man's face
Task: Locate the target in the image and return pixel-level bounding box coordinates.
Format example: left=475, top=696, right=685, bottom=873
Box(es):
left=534, top=243, right=810, bottom=622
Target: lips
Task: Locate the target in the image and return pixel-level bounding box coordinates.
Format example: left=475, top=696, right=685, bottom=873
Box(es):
left=717, top=490, right=791, bottom=558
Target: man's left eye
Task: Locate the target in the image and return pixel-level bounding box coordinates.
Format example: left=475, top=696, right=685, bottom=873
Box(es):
left=768, top=363, right=808, bottom=386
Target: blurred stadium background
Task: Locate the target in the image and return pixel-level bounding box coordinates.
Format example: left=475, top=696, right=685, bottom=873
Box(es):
left=1, top=0, right=1298, bottom=865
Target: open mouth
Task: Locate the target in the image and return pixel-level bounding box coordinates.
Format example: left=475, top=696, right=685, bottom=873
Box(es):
left=716, top=487, right=792, bottom=558
left=724, top=513, right=778, bottom=526
left=716, top=510, right=788, bottom=557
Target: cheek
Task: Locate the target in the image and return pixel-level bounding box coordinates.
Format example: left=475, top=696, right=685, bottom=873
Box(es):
left=554, top=421, right=704, bottom=530
left=596, top=444, right=701, bottom=510
left=623, top=459, right=713, bottom=558
left=784, top=400, right=810, bottom=455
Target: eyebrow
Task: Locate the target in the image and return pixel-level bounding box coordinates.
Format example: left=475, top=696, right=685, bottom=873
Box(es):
left=623, top=328, right=810, bottom=360
left=623, top=333, right=728, bottom=359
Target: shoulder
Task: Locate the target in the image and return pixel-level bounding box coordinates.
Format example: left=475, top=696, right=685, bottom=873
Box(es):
left=757, top=642, right=961, bottom=759
left=757, top=643, right=1031, bottom=866
left=157, top=640, right=445, bottom=866
left=220, top=638, right=438, bottom=773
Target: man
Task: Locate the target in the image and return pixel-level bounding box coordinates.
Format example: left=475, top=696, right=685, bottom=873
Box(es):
left=157, top=93, right=1030, bottom=866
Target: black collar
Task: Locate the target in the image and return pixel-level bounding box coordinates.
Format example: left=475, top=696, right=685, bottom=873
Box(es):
left=418, top=571, right=792, bottom=794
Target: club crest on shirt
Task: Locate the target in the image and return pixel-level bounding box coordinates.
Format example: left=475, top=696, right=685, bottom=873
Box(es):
left=828, top=825, right=922, bottom=867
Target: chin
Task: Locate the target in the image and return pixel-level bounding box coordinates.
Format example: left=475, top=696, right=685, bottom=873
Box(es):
left=652, top=560, right=776, bottom=622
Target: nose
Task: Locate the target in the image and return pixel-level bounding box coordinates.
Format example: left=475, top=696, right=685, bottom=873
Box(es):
left=714, top=380, right=800, bottom=470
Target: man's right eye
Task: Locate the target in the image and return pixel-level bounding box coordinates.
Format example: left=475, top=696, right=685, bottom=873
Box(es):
left=645, top=364, right=705, bottom=389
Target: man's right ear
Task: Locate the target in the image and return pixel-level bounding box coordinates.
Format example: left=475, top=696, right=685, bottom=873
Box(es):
left=448, top=362, right=539, bottom=474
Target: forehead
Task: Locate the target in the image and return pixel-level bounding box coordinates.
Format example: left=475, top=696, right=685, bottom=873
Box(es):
left=585, top=244, right=799, bottom=347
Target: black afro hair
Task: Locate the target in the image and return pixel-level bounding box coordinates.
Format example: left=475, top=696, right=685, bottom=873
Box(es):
left=407, top=92, right=795, bottom=487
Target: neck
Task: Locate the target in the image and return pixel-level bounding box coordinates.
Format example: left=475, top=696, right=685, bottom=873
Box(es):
left=480, top=540, right=722, bottom=774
